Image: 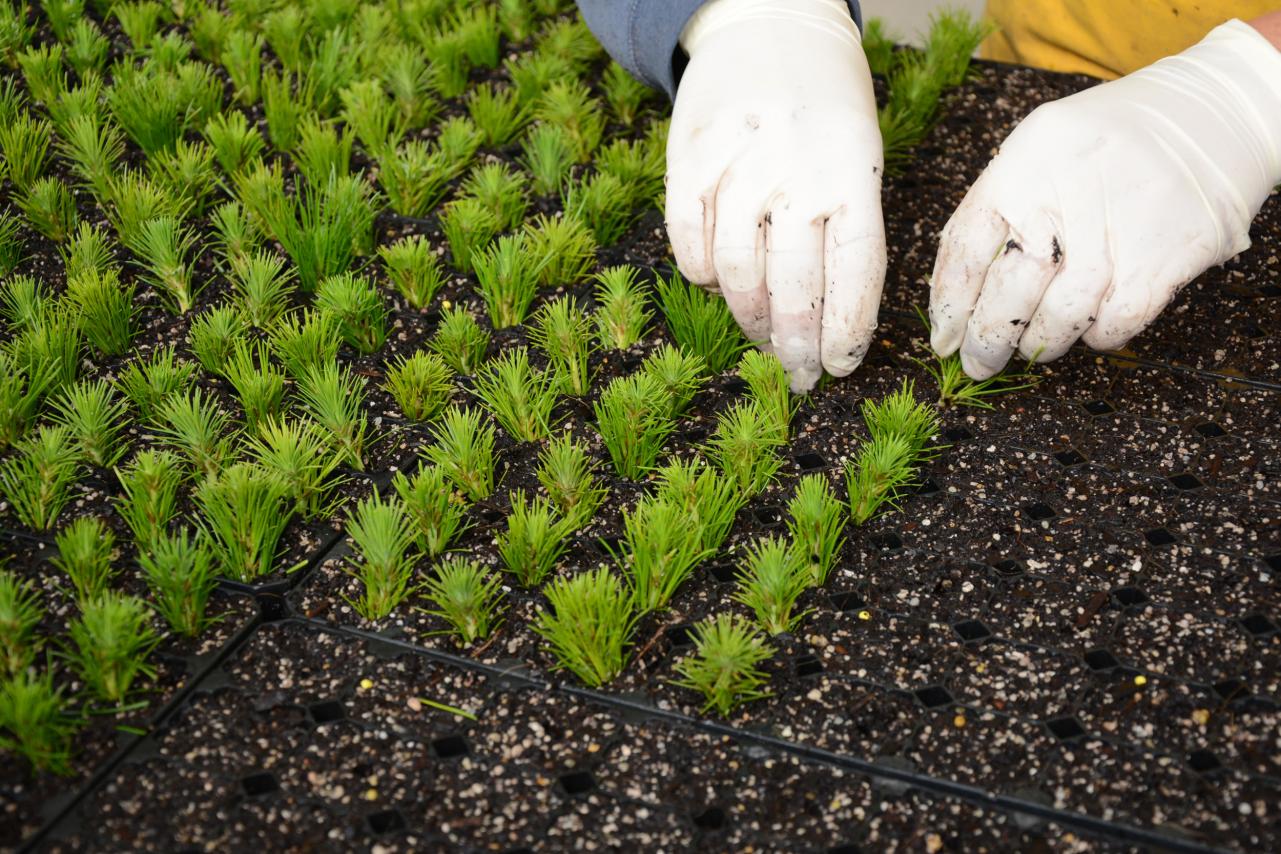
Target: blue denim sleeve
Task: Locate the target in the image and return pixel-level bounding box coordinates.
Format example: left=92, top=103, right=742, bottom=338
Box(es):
left=574, top=1, right=863, bottom=98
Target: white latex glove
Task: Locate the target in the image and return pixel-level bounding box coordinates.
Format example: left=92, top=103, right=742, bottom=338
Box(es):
left=930, top=20, right=1281, bottom=380
left=668, top=0, right=886, bottom=392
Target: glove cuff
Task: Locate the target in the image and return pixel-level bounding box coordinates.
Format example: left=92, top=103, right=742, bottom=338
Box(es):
left=680, top=0, right=860, bottom=55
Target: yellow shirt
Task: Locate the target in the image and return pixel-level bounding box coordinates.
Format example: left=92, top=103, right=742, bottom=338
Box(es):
left=983, top=0, right=1279, bottom=78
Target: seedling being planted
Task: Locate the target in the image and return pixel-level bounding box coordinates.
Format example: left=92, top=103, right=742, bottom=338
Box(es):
left=296, top=363, right=367, bottom=471
left=0, top=425, right=83, bottom=531
left=738, top=351, right=797, bottom=435
left=0, top=570, right=43, bottom=677
left=343, top=491, right=419, bottom=621
left=656, top=270, right=749, bottom=373
left=536, top=435, right=607, bottom=530
left=154, top=389, right=235, bottom=478
left=385, top=351, right=454, bottom=423
left=379, top=235, right=445, bottom=310
left=593, top=373, right=678, bottom=480
left=52, top=516, right=117, bottom=603
left=114, top=450, right=184, bottom=548
left=0, top=670, right=76, bottom=776
left=846, top=381, right=942, bottom=525
left=529, top=297, right=595, bottom=397
left=424, top=406, right=496, bottom=502
left=194, top=463, right=295, bottom=582
left=243, top=418, right=344, bottom=521
left=419, top=558, right=505, bottom=647
left=315, top=272, right=388, bottom=354
left=535, top=568, right=637, bottom=688
left=497, top=489, right=574, bottom=587
left=786, top=475, right=847, bottom=585
left=617, top=495, right=714, bottom=613
left=67, top=591, right=160, bottom=706
left=707, top=400, right=787, bottom=497
left=642, top=344, right=706, bottom=417
left=429, top=306, right=490, bottom=375
left=473, top=235, right=544, bottom=329
left=734, top=536, right=812, bottom=636
left=139, top=529, right=217, bottom=638
left=672, top=614, right=773, bottom=716
left=50, top=379, right=129, bottom=468
left=392, top=466, right=468, bottom=558
left=473, top=347, right=560, bottom=442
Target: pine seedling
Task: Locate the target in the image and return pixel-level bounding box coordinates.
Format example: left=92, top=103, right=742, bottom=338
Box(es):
left=522, top=212, right=596, bottom=288
left=339, top=78, right=404, bottom=160
left=127, top=215, right=199, bottom=313
left=593, top=372, right=677, bottom=480
left=49, top=380, right=128, bottom=468
left=734, top=536, right=811, bottom=635
left=223, top=340, right=285, bottom=435
left=314, top=272, right=387, bottom=354
left=535, top=568, right=636, bottom=688
left=738, top=350, right=796, bottom=434
left=0, top=7, right=35, bottom=70
left=391, top=465, right=467, bottom=558
left=467, top=81, right=531, bottom=146
left=268, top=310, right=342, bottom=381
left=596, top=137, right=665, bottom=207
left=52, top=516, right=116, bottom=602
left=385, top=351, right=454, bottom=423
left=203, top=111, right=265, bottom=177
left=260, top=68, right=310, bottom=149
left=145, top=32, right=191, bottom=69
left=194, top=462, right=294, bottom=582
left=439, top=198, right=499, bottom=275
left=153, top=389, right=235, bottom=478
left=424, top=406, right=495, bottom=502
left=861, top=18, right=897, bottom=77
left=379, top=235, right=444, bottom=310
left=602, top=61, right=649, bottom=125
left=0, top=670, right=76, bottom=776
left=67, top=591, right=159, bottom=705
left=419, top=557, right=504, bottom=647
left=562, top=171, right=640, bottom=245
left=17, top=177, right=78, bottom=242
left=435, top=115, right=483, bottom=172
left=115, top=347, right=196, bottom=423
left=656, top=270, right=749, bottom=373
left=44, top=74, right=101, bottom=135
left=535, top=17, right=602, bottom=69
left=862, top=379, right=942, bottom=458
left=106, top=170, right=185, bottom=248
left=9, top=306, right=81, bottom=393
left=294, top=116, right=352, bottom=186
left=617, top=495, right=714, bottom=613
left=296, top=362, right=367, bottom=470
left=342, top=490, right=418, bottom=621
left=221, top=28, right=262, bottom=105
left=506, top=48, right=574, bottom=105
left=65, top=18, right=107, bottom=78
left=652, top=459, right=746, bottom=554
left=56, top=114, right=123, bottom=203
left=0, top=426, right=82, bottom=531
left=187, top=305, right=247, bottom=375
left=62, top=220, right=113, bottom=281
left=0, top=570, right=42, bottom=677
left=451, top=6, right=501, bottom=68
left=264, top=173, right=376, bottom=292
left=845, top=381, right=942, bottom=525
left=0, top=112, right=51, bottom=192
left=114, top=1, right=167, bottom=48
left=497, top=0, right=535, bottom=41
left=303, top=28, right=359, bottom=115
left=535, top=435, right=606, bottom=530
left=63, top=268, right=136, bottom=357
left=243, top=417, right=344, bottom=521
left=377, top=139, right=450, bottom=218
left=378, top=42, right=437, bottom=130
left=258, top=4, right=305, bottom=70
left=16, top=44, right=63, bottom=105
left=229, top=250, right=295, bottom=328
left=529, top=296, right=594, bottom=397
left=641, top=344, right=706, bottom=416
left=107, top=64, right=197, bottom=157
left=520, top=122, right=575, bottom=196
left=0, top=354, right=51, bottom=451
left=535, top=80, right=603, bottom=161
left=916, top=349, right=1040, bottom=409
left=594, top=265, right=651, bottom=350
left=139, top=528, right=216, bottom=638
left=113, top=449, right=183, bottom=547
left=707, top=400, right=787, bottom=497
left=473, top=347, right=560, bottom=443
left=0, top=212, right=23, bottom=276
left=461, top=162, right=529, bottom=230
left=189, top=3, right=229, bottom=59
left=428, top=306, right=489, bottom=375
left=672, top=613, right=772, bottom=716
left=148, top=139, right=218, bottom=217
left=472, top=235, right=544, bottom=329
left=785, top=474, right=846, bottom=586
left=497, top=489, right=572, bottom=587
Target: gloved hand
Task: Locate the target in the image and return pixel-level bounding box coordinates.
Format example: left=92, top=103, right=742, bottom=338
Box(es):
left=929, top=20, right=1281, bottom=380
left=668, top=0, right=885, bottom=392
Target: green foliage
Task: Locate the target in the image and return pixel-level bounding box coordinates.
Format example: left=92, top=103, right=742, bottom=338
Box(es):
left=153, top=388, right=235, bottom=478
left=473, top=235, right=543, bottom=329
left=911, top=312, right=1041, bottom=407
left=52, top=515, right=117, bottom=602
left=223, top=339, right=285, bottom=435
left=461, top=162, right=528, bottom=230
left=260, top=67, right=311, bottom=149
left=652, top=459, right=746, bottom=555
left=221, top=28, right=262, bottom=105
left=0, top=274, right=46, bottom=333
left=392, top=465, right=467, bottom=558
left=113, top=449, right=183, bottom=547
left=115, top=347, right=195, bottom=424
left=17, top=177, right=78, bottom=242
left=377, top=138, right=450, bottom=217
left=0, top=353, right=52, bottom=451
left=108, top=61, right=221, bottom=157
left=520, top=122, right=575, bottom=196
left=562, top=171, right=640, bottom=245
left=428, top=306, right=489, bottom=375
left=268, top=309, right=342, bottom=381
left=379, top=234, right=444, bottom=310
left=439, top=198, right=499, bottom=275
left=707, top=400, right=786, bottom=497
left=733, top=536, right=811, bottom=635
left=861, top=18, right=897, bottom=77
left=424, top=406, right=495, bottom=502
left=0, top=212, right=23, bottom=276
left=126, top=215, right=199, bottom=313
left=656, top=270, right=748, bottom=373
left=785, top=474, right=846, bottom=585
left=672, top=613, right=772, bottom=716
left=64, top=267, right=136, bottom=357
left=259, top=172, right=377, bottom=293
left=16, top=44, right=62, bottom=106
left=0, top=670, right=76, bottom=776
left=106, top=170, right=185, bottom=248
left=57, top=114, right=124, bottom=203
left=594, top=265, right=651, bottom=350
left=846, top=381, right=941, bottom=524
left=522, top=212, right=595, bottom=288
left=315, top=271, right=387, bottom=354
left=602, top=61, right=649, bottom=125
left=243, top=417, right=343, bottom=521
left=194, top=462, right=294, bottom=581
left=497, top=489, right=572, bottom=587
left=0, top=6, right=36, bottom=69
left=593, top=372, right=676, bottom=480
left=203, top=110, right=265, bottom=177
left=737, top=350, right=796, bottom=434
left=294, top=116, right=352, bottom=185
left=148, top=139, right=218, bottom=217
left=49, top=379, right=128, bottom=468
left=535, top=79, right=603, bottom=161
left=0, top=112, right=50, bottom=192
left=343, top=490, right=418, bottom=621
left=67, top=591, right=159, bottom=704
left=0, top=425, right=82, bottom=531
left=187, top=305, right=246, bottom=374
left=114, top=1, right=168, bottom=48
left=296, top=362, right=367, bottom=471
left=529, top=296, right=593, bottom=397
left=340, top=78, right=404, bottom=159
left=617, top=495, right=712, bottom=613
left=641, top=344, right=706, bottom=417
left=385, top=350, right=454, bottom=423
left=0, top=570, right=43, bottom=676
left=473, top=347, right=559, bottom=442
left=9, top=305, right=82, bottom=392
left=535, top=435, right=605, bottom=530
left=229, top=250, right=294, bottom=328
left=535, top=567, right=636, bottom=688
left=139, top=528, right=217, bottom=638
left=419, top=557, right=504, bottom=647
left=466, top=81, right=530, bottom=146
left=65, top=19, right=108, bottom=79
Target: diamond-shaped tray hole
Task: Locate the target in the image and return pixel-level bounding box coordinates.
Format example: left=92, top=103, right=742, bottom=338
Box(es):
left=1239, top=613, right=1277, bottom=637
left=753, top=505, right=782, bottom=526
left=692, top=806, right=727, bottom=831
left=241, top=772, right=279, bottom=797
left=1045, top=717, right=1086, bottom=741
left=1112, top=587, right=1149, bottom=609
left=1144, top=527, right=1177, bottom=546
left=943, top=426, right=972, bottom=442
left=665, top=623, right=696, bottom=649
left=913, top=685, right=953, bottom=709
left=259, top=594, right=289, bottom=623
left=559, top=770, right=596, bottom=795
left=1082, top=399, right=1115, bottom=416
left=870, top=532, right=903, bottom=550
left=1213, top=679, right=1249, bottom=701
left=1194, top=421, right=1227, bottom=438
left=367, top=808, right=407, bottom=835
left=794, top=654, right=823, bottom=677
left=309, top=700, right=345, bottom=724
left=991, top=559, right=1024, bottom=577
left=828, top=591, right=864, bottom=612
left=1054, top=448, right=1086, bottom=466
left=915, top=477, right=941, bottom=496
left=432, top=735, right=469, bottom=759
left=1024, top=502, right=1056, bottom=521
left=708, top=563, right=737, bottom=584
left=953, top=619, right=992, bottom=642
left=795, top=451, right=826, bottom=471
left=1168, top=472, right=1202, bottom=490
left=1188, top=749, right=1222, bottom=774
left=1083, top=648, right=1120, bottom=671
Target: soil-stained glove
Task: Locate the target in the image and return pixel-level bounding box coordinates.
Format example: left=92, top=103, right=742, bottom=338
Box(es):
left=669, top=0, right=885, bottom=392
left=930, top=20, right=1281, bottom=380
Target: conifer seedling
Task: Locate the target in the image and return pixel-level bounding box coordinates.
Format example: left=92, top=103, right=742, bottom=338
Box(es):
left=424, top=406, right=496, bottom=502
left=642, top=344, right=706, bottom=417
left=429, top=306, right=490, bottom=375
left=535, top=567, right=636, bottom=688
left=617, top=495, right=714, bottom=613
left=593, top=372, right=678, bottom=480
left=52, top=516, right=117, bottom=603
left=786, top=474, right=847, bottom=585
left=113, top=449, right=184, bottom=547
left=187, top=305, right=247, bottom=375
left=656, top=269, right=749, bottom=373
left=0, top=570, right=42, bottom=677
left=139, top=528, right=217, bottom=638
left=0, top=670, right=76, bottom=775
left=296, top=362, right=368, bottom=471
left=440, top=198, right=499, bottom=276
left=473, top=235, right=544, bottom=329
left=707, top=400, right=787, bottom=497
left=243, top=417, right=344, bottom=521
left=315, top=271, right=388, bottom=354
left=379, top=235, right=445, bottom=310
left=268, top=310, right=342, bottom=381
left=419, top=557, right=505, bottom=647
left=343, top=490, right=419, bottom=621
left=593, top=265, right=651, bottom=350
left=529, top=296, right=595, bottom=396
left=497, top=489, right=573, bottom=587
left=384, top=351, right=455, bottom=423
left=0, top=425, right=83, bottom=531
left=734, top=536, right=813, bottom=635
left=66, top=591, right=160, bottom=705
left=392, top=465, right=469, bottom=558
left=194, top=462, right=294, bottom=582
left=536, top=435, right=607, bottom=530
left=672, top=613, right=773, bottom=716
